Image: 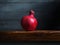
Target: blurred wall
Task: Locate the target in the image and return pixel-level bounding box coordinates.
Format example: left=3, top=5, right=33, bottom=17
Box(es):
left=0, top=0, right=60, bottom=30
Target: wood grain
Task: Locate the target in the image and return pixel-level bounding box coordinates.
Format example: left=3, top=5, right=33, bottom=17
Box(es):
left=0, top=30, right=60, bottom=42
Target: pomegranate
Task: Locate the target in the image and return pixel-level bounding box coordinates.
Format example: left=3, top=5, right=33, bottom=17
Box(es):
left=21, top=10, right=38, bottom=31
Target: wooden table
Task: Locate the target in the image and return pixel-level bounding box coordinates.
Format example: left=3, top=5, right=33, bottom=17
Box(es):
left=0, top=30, right=60, bottom=42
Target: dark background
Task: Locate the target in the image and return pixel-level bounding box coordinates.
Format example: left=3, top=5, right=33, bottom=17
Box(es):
left=0, top=0, right=60, bottom=44
left=0, top=0, right=60, bottom=30
left=0, top=42, right=60, bottom=45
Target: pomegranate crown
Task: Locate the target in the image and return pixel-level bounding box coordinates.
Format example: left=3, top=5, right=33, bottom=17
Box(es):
left=29, top=10, right=35, bottom=15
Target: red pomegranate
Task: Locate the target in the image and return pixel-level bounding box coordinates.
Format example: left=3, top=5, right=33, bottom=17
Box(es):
left=21, top=10, right=38, bottom=31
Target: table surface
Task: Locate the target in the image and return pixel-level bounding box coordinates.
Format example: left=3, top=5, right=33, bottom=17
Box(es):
left=0, top=30, right=60, bottom=42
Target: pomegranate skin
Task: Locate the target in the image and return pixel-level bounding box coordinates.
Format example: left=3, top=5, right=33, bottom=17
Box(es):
left=21, top=10, right=38, bottom=31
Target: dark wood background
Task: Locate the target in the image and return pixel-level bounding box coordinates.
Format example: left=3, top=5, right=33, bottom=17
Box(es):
left=0, top=0, right=60, bottom=30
